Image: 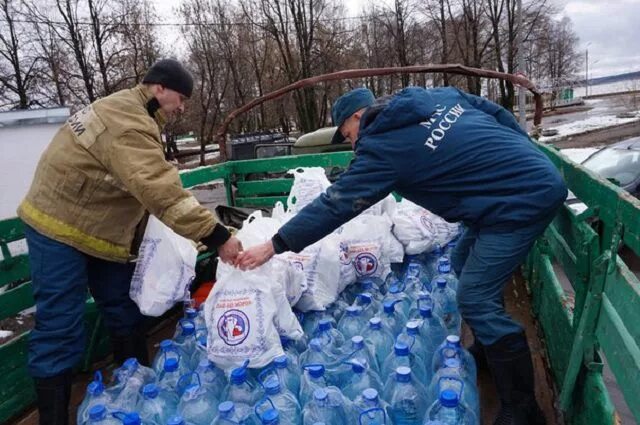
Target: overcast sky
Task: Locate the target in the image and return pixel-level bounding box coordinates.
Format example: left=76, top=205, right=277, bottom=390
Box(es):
left=155, top=0, right=639, bottom=79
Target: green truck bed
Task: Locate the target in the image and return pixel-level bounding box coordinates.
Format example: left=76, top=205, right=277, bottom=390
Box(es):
left=1, top=142, right=638, bottom=424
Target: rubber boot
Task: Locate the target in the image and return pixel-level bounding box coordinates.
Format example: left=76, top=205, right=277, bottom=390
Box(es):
left=467, top=331, right=489, bottom=371
left=34, top=370, right=73, bottom=425
left=485, top=332, right=546, bottom=425
left=111, top=327, right=149, bottom=366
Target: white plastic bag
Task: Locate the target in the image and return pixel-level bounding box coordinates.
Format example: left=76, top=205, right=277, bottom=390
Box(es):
left=282, top=239, right=341, bottom=312
left=130, top=216, right=198, bottom=317
left=205, top=265, right=303, bottom=370
left=286, top=167, right=330, bottom=214
left=392, top=199, right=460, bottom=254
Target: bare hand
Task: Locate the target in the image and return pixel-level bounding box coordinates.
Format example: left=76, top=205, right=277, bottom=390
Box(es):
left=234, top=241, right=276, bottom=270
left=217, top=236, right=243, bottom=264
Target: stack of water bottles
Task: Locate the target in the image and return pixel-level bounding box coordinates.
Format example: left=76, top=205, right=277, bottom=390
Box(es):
left=78, top=238, right=481, bottom=425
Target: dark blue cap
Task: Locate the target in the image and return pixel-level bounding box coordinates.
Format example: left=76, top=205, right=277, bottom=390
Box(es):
left=274, top=355, right=288, bottom=369
left=330, top=88, right=375, bottom=144
left=363, top=388, right=379, bottom=402
left=369, top=317, right=382, bottom=330
left=308, top=365, right=325, bottom=378
left=394, top=342, right=409, bottom=356
left=88, top=405, right=106, bottom=421
left=317, top=319, right=332, bottom=332
left=122, top=412, right=141, bottom=425
left=180, top=320, right=195, bottom=336
left=346, top=306, right=362, bottom=317
left=185, top=307, right=197, bottom=319
left=439, top=389, right=459, bottom=407
left=142, top=383, right=159, bottom=398
left=164, top=357, right=178, bottom=372
left=396, top=366, right=411, bottom=382
left=351, top=361, right=365, bottom=374
left=159, top=339, right=173, bottom=351
left=87, top=380, right=104, bottom=396
left=230, top=365, right=248, bottom=384
left=351, top=335, right=365, bottom=349
left=436, top=278, right=447, bottom=288
left=260, top=408, right=279, bottom=424
left=264, top=376, right=281, bottom=395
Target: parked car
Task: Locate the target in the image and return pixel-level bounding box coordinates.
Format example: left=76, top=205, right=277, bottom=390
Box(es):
left=581, top=137, right=640, bottom=197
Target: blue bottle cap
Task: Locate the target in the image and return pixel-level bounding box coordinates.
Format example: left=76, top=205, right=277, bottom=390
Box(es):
left=261, top=408, right=279, bottom=424
left=122, top=412, right=141, bottom=425
left=446, top=335, right=461, bottom=346
left=230, top=365, right=247, bottom=384
left=123, top=358, right=139, bottom=369
left=308, top=364, right=325, bottom=378
left=407, top=263, right=420, bottom=274
left=358, top=293, right=373, bottom=305
left=433, top=246, right=444, bottom=255
left=88, top=405, right=106, bottom=421
left=142, top=383, right=159, bottom=398
left=361, top=279, right=375, bottom=290
left=351, top=335, right=365, bottom=349
left=317, top=319, right=332, bottom=332
left=313, top=388, right=328, bottom=401
left=419, top=305, right=433, bottom=318
left=439, top=389, right=459, bottom=407
left=383, top=300, right=396, bottom=314
left=164, top=357, right=179, bottom=372
left=406, top=321, right=420, bottom=336
left=180, top=320, right=195, bottom=336
left=159, top=339, right=173, bottom=351
left=394, top=342, right=409, bottom=356
left=279, top=335, right=290, bottom=348
left=274, top=355, right=288, bottom=369
left=436, top=278, right=447, bottom=288
left=362, top=388, right=379, bottom=402
left=309, top=338, right=323, bottom=352
left=197, top=336, right=207, bottom=347
left=198, top=359, right=211, bottom=369
left=351, top=361, right=365, bottom=374
left=369, top=317, right=382, bottom=329
left=264, top=376, right=281, bottom=395
left=167, top=415, right=185, bottom=425
left=87, top=380, right=104, bottom=396
left=218, top=401, right=235, bottom=414
left=345, top=306, right=362, bottom=317
left=396, top=366, right=412, bottom=382
left=185, top=307, right=197, bottom=319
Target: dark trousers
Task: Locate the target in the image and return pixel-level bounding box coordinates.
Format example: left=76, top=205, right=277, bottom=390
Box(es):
left=24, top=225, right=144, bottom=378
left=450, top=217, right=553, bottom=345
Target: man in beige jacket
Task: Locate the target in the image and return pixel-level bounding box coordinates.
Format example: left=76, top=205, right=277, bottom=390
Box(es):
left=18, top=59, right=241, bottom=425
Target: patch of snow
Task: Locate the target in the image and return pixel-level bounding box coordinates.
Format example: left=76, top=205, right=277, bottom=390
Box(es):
left=0, top=330, right=14, bottom=339
left=574, top=79, right=640, bottom=98
left=19, top=305, right=36, bottom=316
left=540, top=112, right=640, bottom=142
left=183, top=152, right=220, bottom=166
left=561, top=147, right=602, bottom=164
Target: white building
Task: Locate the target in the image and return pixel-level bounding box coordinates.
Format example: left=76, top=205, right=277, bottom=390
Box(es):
left=0, top=108, right=69, bottom=219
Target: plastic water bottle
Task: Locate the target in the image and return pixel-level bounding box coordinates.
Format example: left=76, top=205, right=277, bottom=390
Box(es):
left=111, top=358, right=155, bottom=409
left=326, top=298, right=350, bottom=323
left=432, top=336, right=477, bottom=386
left=425, top=246, right=445, bottom=278
left=158, top=357, right=183, bottom=393
left=254, top=398, right=280, bottom=425
left=166, top=414, right=196, bottom=425
left=302, top=311, right=334, bottom=337
left=152, top=340, right=185, bottom=377
left=86, top=405, right=120, bottom=425
left=193, top=359, right=226, bottom=394
left=346, top=336, right=379, bottom=373
left=381, top=299, right=407, bottom=336
left=381, top=342, right=428, bottom=386
left=260, top=376, right=301, bottom=423
left=300, top=364, right=328, bottom=406
left=111, top=411, right=143, bottom=425
left=272, top=355, right=301, bottom=396
left=77, top=372, right=111, bottom=425
left=337, top=306, right=365, bottom=340
left=425, top=389, right=475, bottom=424
left=404, top=261, right=430, bottom=294
left=431, top=278, right=461, bottom=336
left=137, top=383, right=178, bottom=425
left=407, top=292, right=433, bottom=321
left=313, top=319, right=346, bottom=356
left=174, top=320, right=198, bottom=369
left=400, top=321, right=429, bottom=365
left=301, top=388, right=353, bottom=424
left=280, top=335, right=304, bottom=361
left=223, top=361, right=260, bottom=407
left=354, top=293, right=381, bottom=322
left=210, top=401, right=254, bottom=425
left=177, top=384, right=218, bottom=425
left=359, top=279, right=385, bottom=301
left=342, top=360, right=383, bottom=401
left=363, top=317, right=395, bottom=372
left=385, top=366, right=428, bottom=425
left=354, top=388, right=390, bottom=425
left=428, top=359, right=479, bottom=421
left=385, top=281, right=412, bottom=317
left=419, top=306, right=447, bottom=371
left=432, top=258, right=458, bottom=293
left=300, top=338, right=337, bottom=366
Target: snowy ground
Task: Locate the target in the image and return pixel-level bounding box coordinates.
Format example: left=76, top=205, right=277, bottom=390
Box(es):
left=539, top=110, right=640, bottom=142
left=183, top=152, right=220, bottom=166
left=573, top=79, right=640, bottom=98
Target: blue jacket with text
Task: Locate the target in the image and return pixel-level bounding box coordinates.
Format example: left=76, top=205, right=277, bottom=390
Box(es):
left=275, top=86, right=567, bottom=253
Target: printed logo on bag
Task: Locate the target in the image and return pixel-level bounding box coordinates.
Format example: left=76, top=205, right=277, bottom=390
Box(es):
left=339, top=242, right=351, bottom=265
left=217, top=309, right=250, bottom=346
left=419, top=214, right=436, bottom=232
left=354, top=252, right=378, bottom=277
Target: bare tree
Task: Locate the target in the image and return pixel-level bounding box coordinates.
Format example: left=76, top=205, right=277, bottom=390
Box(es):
left=0, top=0, right=39, bottom=108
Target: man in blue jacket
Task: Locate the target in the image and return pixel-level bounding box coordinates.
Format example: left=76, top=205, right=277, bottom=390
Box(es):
left=237, top=87, right=566, bottom=425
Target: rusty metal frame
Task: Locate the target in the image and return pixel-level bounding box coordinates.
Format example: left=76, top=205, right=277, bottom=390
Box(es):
left=216, top=63, right=543, bottom=161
